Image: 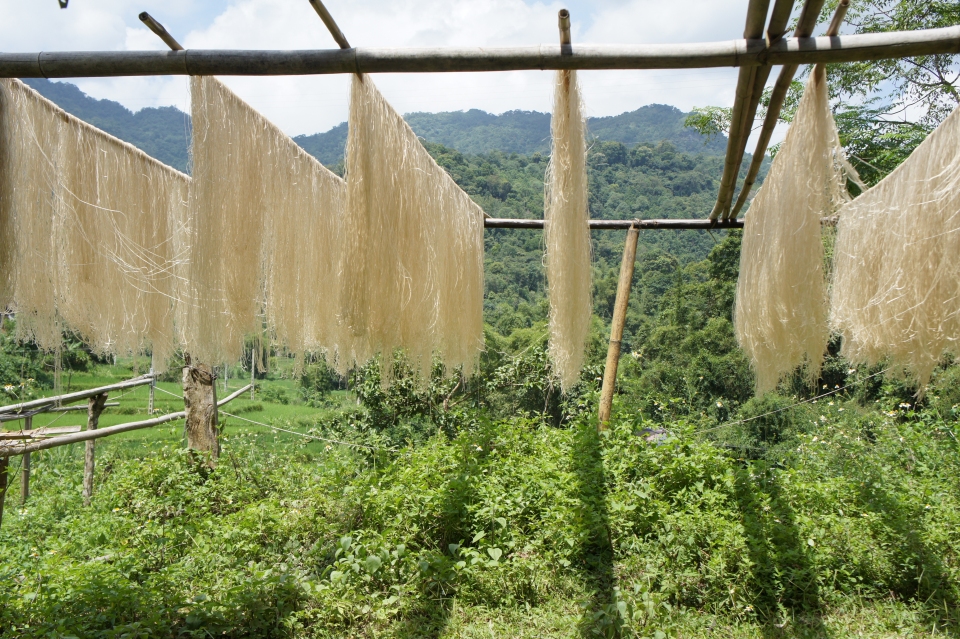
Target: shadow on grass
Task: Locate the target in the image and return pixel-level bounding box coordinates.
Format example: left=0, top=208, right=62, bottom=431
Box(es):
left=572, top=421, right=618, bottom=637
left=852, top=477, right=960, bottom=637
left=733, top=463, right=832, bottom=639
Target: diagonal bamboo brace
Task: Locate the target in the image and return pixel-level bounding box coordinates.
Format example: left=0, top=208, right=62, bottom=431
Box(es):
left=598, top=224, right=640, bottom=429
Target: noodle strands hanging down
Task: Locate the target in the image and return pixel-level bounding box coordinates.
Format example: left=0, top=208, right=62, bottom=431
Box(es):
left=831, top=104, right=960, bottom=388
left=734, top=69, right=860, bottom=394
left=545, top=69, right=592, bottom=393
left=342, top=74, right=485, bottom=383
left=188, top=76, right=345, bottom=365
left=0, top=78, right=190, bottom=364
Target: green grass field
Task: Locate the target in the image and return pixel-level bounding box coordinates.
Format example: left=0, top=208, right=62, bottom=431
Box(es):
left=1, top=357, right=348, bottom=454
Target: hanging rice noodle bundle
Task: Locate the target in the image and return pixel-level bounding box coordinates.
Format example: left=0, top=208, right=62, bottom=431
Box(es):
left=0, top=78, right=190, bottom=364
left=734, top=69, right=860, bottom=394
left=342, top=74, right=485, bottom=383
left=545, top=69, right=592, bottom=392
left=188, top=76, right=345, bottom=365
left=831, top=104, right=960, bottom=388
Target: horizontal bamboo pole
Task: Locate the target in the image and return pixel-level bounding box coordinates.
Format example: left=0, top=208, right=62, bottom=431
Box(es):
left=485, top=218, right=744, bottom=229
left=0, top=384, right=252, bottom=458
left=1, top=27, right=957, bottom=77
left=0, top=426, right=81, bottom=440
left=48, top=402, right=119, bottom=412
left=0, top=375, right=155, bottom=415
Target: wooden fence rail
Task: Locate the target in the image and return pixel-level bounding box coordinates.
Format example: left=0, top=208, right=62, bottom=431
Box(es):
left=0, top=375, right=155, bottom=415
left=0, top=384, right=251, bottom=458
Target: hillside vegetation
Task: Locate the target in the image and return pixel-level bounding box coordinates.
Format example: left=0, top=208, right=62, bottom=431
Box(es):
left=295, top=105, right=728, bottom=164
left=3, top=226, right=959, bottom=637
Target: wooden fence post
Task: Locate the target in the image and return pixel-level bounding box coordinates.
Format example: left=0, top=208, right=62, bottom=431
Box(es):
left=20, top=414, right=32, bottom=505
left=83, top=393, right=108, bottom=506
left=148, top=355, right=155, bottom=415
left=0, top=455, right=8, bottom=529
left=20, top=452, right=30, bottom=505
left=182, top=354, right=220, bottom=464
left=598, top=224, right=640, bottom=429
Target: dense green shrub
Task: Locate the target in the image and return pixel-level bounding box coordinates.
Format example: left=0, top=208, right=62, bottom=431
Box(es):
left=3, top=403, right=960, bottom=637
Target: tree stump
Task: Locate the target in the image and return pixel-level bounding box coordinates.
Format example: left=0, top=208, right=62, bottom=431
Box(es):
left=182, top=354, right=219, bottom=463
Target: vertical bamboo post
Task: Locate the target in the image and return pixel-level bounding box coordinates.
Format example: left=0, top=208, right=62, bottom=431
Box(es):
left=83, top=393, right=108, bottom=506
left=250, top=347, right=256, bottom=400
left=598, top=224, right=640, bottom=429
left=148, top=355, right=155, bottom=415
left=0, top=455, right=7, bottom=529
left=223, top=362, right=228, bottom=393
left=20, top=415, right=32, bottom=505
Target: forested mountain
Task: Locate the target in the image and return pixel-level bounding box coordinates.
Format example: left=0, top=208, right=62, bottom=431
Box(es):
left=22, top=79, right=192, bottom=173
left=295, top=104, right=728, bottom=164
left=22, top=79, right=727, bottom=170
left=424, top=140, right=734, bottom=337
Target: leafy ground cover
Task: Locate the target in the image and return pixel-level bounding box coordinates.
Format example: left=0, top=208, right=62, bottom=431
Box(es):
left=3, top=229, right=960, bottom=637
left=2, top=377, right=960, bottom=637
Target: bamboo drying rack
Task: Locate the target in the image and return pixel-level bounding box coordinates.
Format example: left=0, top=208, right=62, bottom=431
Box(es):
left=0, top=0, right=953, bottom=429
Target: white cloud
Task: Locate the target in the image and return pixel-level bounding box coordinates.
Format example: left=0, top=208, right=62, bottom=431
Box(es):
left=0, top=0, right=790, bottom=142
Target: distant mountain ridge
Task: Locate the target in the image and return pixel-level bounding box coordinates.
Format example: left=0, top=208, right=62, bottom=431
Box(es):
left=23, top=79, right=192, bottom=173
left=294, top=105, right=728, bottom=166
left=23, top=79, right=726, bottom=172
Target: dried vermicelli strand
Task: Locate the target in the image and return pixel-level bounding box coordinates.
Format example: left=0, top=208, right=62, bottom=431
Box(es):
left=261, top=96, right=346, bottom=362
left=0, top=79, right=64, bottom=349
left=188, top=76, right=346, bottom=366
left=545, top=69, right=592, bottom=392
left=734, top=69, right=859, bottom=394
left=831, top=103, right=960, bottom=388
left=0, top=78, right=190, bottom=363
left=188, top=75, right=264, bottom=365
left=0, top=84, right=13, bottom=312
left=342, top=74, right=485, bottom=383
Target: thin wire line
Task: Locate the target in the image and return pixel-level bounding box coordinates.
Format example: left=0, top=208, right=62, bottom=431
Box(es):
left=219, top=410, right=392, bottom=452
left=154, top=386, right=184, bottom=399
left=698, top=367, right=891, bottom=435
